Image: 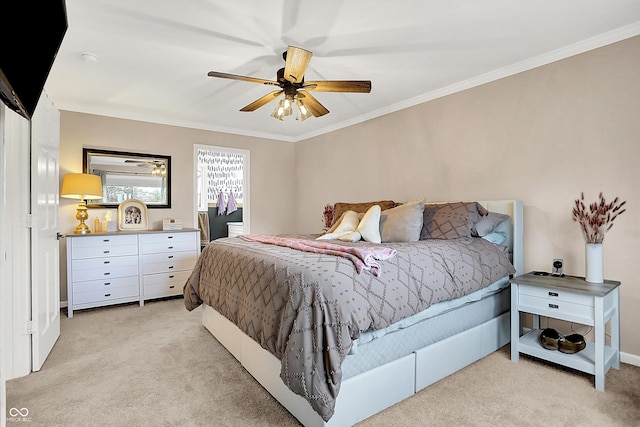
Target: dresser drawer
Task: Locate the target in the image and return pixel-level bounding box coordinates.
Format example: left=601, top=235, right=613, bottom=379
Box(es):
left=72, top=276, right=138, bottom=293
left=143, top=270, right=191, bottom=299
left=73, top=283, right=139, bottom=305
left=518, top=284, right=594, bottom=307
left=71, top=255, right=139, bottom=281
left=72, top=242, right=138, bottom=259
left=141, top=251, right=197, bottom=274
left=139, top=232, right=197, bottom=254
left=70, top=235, right=138, bottom=259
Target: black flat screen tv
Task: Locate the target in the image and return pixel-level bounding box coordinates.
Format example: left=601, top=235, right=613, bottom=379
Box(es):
left=0, top=1, right=68, bottom=119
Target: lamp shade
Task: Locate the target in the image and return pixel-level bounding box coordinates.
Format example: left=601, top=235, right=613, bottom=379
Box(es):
left=60, top=173, right=103, bottom=200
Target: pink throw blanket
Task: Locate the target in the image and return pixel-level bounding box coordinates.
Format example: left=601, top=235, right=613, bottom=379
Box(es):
left=240, top=234, right=396, bottom=276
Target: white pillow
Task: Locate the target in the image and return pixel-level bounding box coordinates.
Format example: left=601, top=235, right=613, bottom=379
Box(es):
left=317, top=210, right=360, bottom=240
left=356, top=205, right=381, bottom=243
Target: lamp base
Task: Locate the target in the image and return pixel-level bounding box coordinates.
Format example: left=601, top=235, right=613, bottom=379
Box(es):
left=74, top=201, right=91, bottom=234
left=74, top=222, right=92, bottom=234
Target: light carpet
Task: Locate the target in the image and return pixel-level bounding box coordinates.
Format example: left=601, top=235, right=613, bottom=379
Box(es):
left=6, top=298, right=640, bottom=426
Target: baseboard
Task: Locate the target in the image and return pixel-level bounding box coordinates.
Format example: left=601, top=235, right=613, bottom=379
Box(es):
left=621, top=351, right=640, bottom=367
left=60, top=300, right=68, bottom=309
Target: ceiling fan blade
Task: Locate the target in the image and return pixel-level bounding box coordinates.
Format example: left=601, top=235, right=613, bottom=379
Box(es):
left=303, top=80, right=371, bottom=93
left=298, top=90, right=329, bottom=117
left=208, top=71, right=279, bottom=86
left=239, top=90, right=284, bottom=112
left=283, top=46, right=312, bottom=83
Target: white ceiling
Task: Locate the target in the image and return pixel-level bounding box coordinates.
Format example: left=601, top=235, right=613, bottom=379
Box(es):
left=45, top=0, right=640, bottom=142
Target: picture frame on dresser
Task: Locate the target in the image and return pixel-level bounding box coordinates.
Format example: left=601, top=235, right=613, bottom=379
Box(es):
left=118, top=199, right=148, bottom=230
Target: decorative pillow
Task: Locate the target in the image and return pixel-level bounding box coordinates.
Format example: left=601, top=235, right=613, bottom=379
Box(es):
left=316, top=211, right=360, bottom=240
left=482, top=231, right=507, bottom=246
left=472, top=212, right=510, bottom=237
left=379, top=198, right=425, bottom=242
left=332, top=200, right=396, bottom=226
left=420, top=202, right=488, bottom=240
left=317, top=205, right=381, bottom=243
left=356, top=205, right=382, bottom=243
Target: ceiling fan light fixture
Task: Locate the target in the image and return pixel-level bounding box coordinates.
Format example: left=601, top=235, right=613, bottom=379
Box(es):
left=296, top=99, right=312, bottom=121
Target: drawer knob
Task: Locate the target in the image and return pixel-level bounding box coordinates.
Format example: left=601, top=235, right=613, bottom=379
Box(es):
left=169, top=285, right=175, bottom=289
left=549, top=303, right=559, bottom=309
left=168, top=236, right=174, bottom=239
left=103, top=239, right=110, bottom=242
left=103, top=250, right=110, bottom=254
left=105, top=293, right=111, bottom=297
left=169, top=275, right=174, bottom=278
left=104, top=272, right=110, bottom=276
left=104, top=282, right=111, bottom=286
left=104, top=261, right=110, bottom=264
left=168, top=246, right=174, bottom=249
left=549, top=291, right=558, bottom=297
left=168, top=266, right=174, bottom=269
left=168, top=255, right=174, bottom=259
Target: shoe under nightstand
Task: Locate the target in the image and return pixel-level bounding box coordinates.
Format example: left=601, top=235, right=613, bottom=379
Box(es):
left=510, top=272, right=621, bottom=391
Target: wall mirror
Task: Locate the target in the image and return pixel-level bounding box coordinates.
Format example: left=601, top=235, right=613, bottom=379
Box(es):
left=83, top=148, right=171, bottom=208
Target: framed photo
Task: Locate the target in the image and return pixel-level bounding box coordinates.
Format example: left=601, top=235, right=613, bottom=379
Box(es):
left=118, top=199, right=148, bottom=230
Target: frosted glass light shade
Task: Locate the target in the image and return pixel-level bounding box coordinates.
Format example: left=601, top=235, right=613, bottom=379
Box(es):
left=60, top=173, right=103, bottom=200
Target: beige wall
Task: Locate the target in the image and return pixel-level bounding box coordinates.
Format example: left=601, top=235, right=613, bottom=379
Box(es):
left=59, top=113, right=297, bottom=301
left=295, top=36, right=640, bottom=357
left=59, top=36, right=640, bottom=357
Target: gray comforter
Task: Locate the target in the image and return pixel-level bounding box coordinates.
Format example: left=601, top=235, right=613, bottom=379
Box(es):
left=183, top=235, right=515, bottom=421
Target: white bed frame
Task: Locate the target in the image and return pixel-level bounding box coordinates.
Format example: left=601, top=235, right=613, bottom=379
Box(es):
left=201, top=200, right=523, bottom=426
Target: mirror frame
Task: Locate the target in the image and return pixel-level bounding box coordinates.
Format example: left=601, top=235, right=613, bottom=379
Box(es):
left=83, top=148, right=171, bottom=209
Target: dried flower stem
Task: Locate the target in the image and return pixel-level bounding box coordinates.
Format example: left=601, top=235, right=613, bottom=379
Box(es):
left=572, top=192, right=626, bottom=243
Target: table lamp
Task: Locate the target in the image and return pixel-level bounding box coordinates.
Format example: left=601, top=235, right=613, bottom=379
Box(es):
left=60, top=173, right=104, bottom=234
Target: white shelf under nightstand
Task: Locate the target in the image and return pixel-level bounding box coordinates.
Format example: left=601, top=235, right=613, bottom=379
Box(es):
left=510, top=272, right=621, bottom=391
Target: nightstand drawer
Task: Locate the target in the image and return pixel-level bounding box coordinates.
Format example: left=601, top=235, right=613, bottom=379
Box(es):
left=518, top=284, right=593, bottom=307
left=519, top=294, right=594, bottom=320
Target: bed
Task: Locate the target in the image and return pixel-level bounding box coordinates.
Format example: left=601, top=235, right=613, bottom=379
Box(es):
left=184, top=199, right=523, bottom=426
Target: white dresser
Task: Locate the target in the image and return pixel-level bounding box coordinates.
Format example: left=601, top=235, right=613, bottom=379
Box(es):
left=66, top=229, right=199, bottom=317
left=139, top=231, right=199, bottom=301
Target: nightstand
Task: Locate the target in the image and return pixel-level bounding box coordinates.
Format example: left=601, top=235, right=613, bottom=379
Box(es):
left=510, top=272, right=621, bottom=391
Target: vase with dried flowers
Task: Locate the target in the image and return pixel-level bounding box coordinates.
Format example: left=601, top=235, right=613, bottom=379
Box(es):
left=572, top=192, right=626, bottom=283
left=322, top=203, right=335, bottom=232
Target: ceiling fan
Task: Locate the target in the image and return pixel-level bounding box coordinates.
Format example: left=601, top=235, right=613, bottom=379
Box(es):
left=124, top=159, right=167, bottom=176
left=207, top=46, right=371, bottom=120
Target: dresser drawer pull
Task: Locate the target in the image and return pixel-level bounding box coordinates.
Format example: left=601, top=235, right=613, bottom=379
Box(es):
left=548, top=292, right=558, bottom=297
left=168, top=255, right=174, bottom=259
left=104, top=261, right=110, bottom=264
left=168, top=266, right=174, bottom=269
left=104, top=272, right=111, bottom=276
left=167, top=236, right=174, bottom=239
left=105, top=293, right=111, bottom=297
left=103, top=239, right=110, bottom=242
left=168, top=246, right=174, bottom=249
left=549, top=303, right=559, bottom=309
left=169, top=275, right=174, bottom=278
left=103, top=250, right=110, bottom=254
left=169, top=285, right=175, bottom=289
left=104, top=282, right=111, bottom=286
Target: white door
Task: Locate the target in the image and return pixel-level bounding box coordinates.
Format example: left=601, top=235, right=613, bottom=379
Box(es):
left=30, top=92, right=61, bottom=371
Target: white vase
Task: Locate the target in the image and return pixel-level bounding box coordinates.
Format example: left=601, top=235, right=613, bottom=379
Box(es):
left=585, top=243, right=604, bottom=283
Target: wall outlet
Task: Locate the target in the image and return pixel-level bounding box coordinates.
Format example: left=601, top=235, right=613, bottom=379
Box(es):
left=552, top=259, right=564, bottom=276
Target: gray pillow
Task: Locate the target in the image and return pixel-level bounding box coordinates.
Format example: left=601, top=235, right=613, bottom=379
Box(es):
left=472, top=212, right=510, bottom=237
left=379, top=198, right=425, bottom=242
left=420, top=202, right=487, bottom=240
